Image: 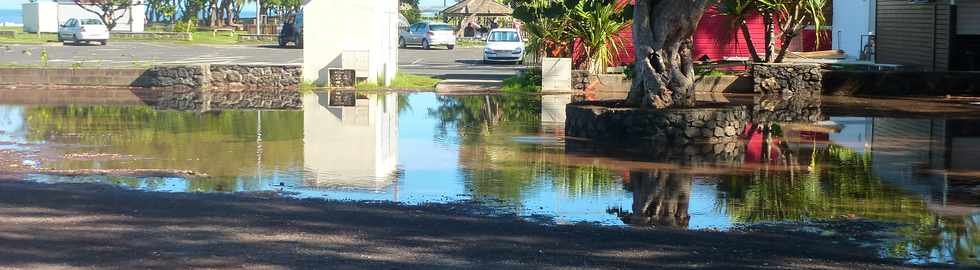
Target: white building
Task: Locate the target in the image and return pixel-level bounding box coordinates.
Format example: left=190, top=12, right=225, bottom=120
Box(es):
left=832, top=0, right=875, bottom=60
left=302, top=0, right=399, bottom=86
left=22, top=0, right=145, bottom=33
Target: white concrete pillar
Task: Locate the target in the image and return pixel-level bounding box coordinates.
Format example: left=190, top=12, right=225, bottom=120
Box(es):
left=302, top=0, right=399, bottom=86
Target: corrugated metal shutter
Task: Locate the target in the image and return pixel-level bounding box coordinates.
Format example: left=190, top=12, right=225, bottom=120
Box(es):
left=958, top=0, right=980, bottom=35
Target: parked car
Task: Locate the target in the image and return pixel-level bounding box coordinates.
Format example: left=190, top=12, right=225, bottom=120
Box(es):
left=278, top=11, right=303, bottom=48
left=58, top=18, right=109, bottom=45
left=483, top=28, right=524, bottom=64
left=399, top=22, right=456, bottom=50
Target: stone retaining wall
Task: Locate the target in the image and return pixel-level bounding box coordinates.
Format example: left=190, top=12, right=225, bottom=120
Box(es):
left=207, top=64, right=302, bottom=89
left=751, top=95, right=823, bottom=123
left=752, top=63, right=822, bottom=96
left=571, top=70, right=591, bottom=91
left=566, top=102, right=749, bottom=144
left=153, top=89, right=302, bottom=111
left=565, top=139, right=745, bottom=167
left=0, top=65, right=303, bottom=110
left=571, top=72, right=753, bottom=93
left=112, top=32, right=193, bottom=41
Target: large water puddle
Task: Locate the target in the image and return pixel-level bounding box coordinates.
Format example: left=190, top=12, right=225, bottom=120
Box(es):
left=0, top=92, right=977, bottom=265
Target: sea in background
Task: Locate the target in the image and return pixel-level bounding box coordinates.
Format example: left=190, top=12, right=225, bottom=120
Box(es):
left=0, top=9, right=22, bottom=26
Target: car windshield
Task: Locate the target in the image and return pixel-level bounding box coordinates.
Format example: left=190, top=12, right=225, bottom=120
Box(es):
left=488, top=31, right=520, bottom=42
left=429, top=24, right=453, bottom=31
left=80, top=19, right=102, bottom=25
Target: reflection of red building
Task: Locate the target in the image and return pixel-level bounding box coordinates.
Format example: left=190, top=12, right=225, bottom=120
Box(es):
left=575, top=1, right=830, bottom=67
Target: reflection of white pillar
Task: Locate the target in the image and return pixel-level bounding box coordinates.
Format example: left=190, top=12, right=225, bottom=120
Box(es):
left=302, top=93, right=399, bottom=190
left=302, top=0, right=398, bottom=86
left=256, top=0, right=262, bottom=35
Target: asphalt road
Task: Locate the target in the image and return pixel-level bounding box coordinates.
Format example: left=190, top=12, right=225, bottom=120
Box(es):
left=0, top=42, right=521, bottom=81
left=1, top=42, right=303, bottom=66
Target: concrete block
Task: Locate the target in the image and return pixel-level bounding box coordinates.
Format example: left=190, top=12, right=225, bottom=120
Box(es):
left=542, top=57, right=572, bottom=92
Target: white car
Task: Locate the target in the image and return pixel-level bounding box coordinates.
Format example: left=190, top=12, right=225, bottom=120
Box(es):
left=58, top=18, right=109, bottom=45
left=400, top=22, right=456, bottom=50
left=483, top=28, right=525, bottom=64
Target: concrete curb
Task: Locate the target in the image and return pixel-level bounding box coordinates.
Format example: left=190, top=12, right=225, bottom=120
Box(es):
left=435, top=79, right=503, bottom=94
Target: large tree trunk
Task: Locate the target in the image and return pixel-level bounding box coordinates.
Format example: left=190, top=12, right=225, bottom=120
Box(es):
left=626, top=0, right=712, bottom=109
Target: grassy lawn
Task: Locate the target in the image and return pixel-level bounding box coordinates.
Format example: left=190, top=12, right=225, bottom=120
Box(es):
left=0, top=26, right=59, bottom=44
left=0, top=26, right=274, bottom=45
left=356, top=73, right=442, bottom=90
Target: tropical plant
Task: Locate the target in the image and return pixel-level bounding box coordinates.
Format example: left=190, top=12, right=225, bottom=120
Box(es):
left=513, top=0, right=631, bottom=74
left=512, top=0, right=576, bottom=59
left=716, top=0, right=828, bottom=63
left=569, top=0, right=631, bottom=74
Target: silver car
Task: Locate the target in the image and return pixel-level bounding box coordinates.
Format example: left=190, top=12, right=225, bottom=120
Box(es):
left=399, top=22, right=456, bottom=50
left=58, top=18, right=109, bottom=45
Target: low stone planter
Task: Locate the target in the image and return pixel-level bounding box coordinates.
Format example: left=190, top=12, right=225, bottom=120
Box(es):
left=752, top=63, right=822, bottom=96
left=694, top=75, right=753, bottom=93
left=566, top=101, right=749, bottom=145
left=0, top=31, right=15, bottom=38
left=239, top=34, right=278, bottom=42
left=112, top=32, right=193, bottom=41
left=542, top=57, right=572, bottom=92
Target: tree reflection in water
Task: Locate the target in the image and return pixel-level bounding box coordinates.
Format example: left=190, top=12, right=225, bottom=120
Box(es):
left=619, top=170, right=692, bottom=228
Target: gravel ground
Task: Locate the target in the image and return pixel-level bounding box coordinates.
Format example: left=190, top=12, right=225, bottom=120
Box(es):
left=0, top=178, right=957, bottom=270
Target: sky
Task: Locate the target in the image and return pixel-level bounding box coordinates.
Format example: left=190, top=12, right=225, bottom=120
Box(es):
left=1, top=0, right=454, bottom=10
left=1, top=1, right=29, bottom=10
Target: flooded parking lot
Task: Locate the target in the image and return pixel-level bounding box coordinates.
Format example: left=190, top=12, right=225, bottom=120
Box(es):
left=0, top=92, right=977, bottom=265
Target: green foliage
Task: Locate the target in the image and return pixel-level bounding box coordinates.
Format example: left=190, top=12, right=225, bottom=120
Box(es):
left=569, top=0, right=631, bottom=74
left=501, top=69, right=542, bottom=93
left=39, top=49, right=48, bottom=67
left=0, top=26, right=59, bottom=44
left=174, top=17, right=197, bottom=33
left=513, top=0, right=631, bottom=73
left=25, top=106, right=304, bottom=190
left=355, top=73, right=441, bottom=90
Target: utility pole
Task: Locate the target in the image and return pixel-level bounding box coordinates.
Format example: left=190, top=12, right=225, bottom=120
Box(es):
left=256, top=0, right=262, bottom=34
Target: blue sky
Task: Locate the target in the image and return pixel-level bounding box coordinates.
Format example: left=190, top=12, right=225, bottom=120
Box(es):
left=1, top=1, right=29, bottom=10
left=2, top=0, right=453, bottom=10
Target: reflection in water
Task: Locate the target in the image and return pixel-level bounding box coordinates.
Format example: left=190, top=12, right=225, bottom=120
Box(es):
left=0, top=93, right=976, bottom=265
left=23, top=106, right=305, bottom=192
left=620, top=170, right=692, bottom=228
left=303, top=92, right=399, bottom=191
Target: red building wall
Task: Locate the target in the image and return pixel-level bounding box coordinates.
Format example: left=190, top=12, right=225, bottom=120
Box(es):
left=582, top=2, right=829, bottom=67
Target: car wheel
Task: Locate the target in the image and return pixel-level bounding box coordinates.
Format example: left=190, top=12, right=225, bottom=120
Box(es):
left=399, top=38, right=406, bottom=49
left=57, top=35, right=63, bottom=43
left=422, top=39, right=430, bottom=50
left=278, top=38, right=288, bottom=48
left=297, top=35, right=304, bottom=49
left=447, top=45, right=455, bottom=50
left=100, top=40, right=107, bottom=46
left=73, top=35, right=81, bottom=45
